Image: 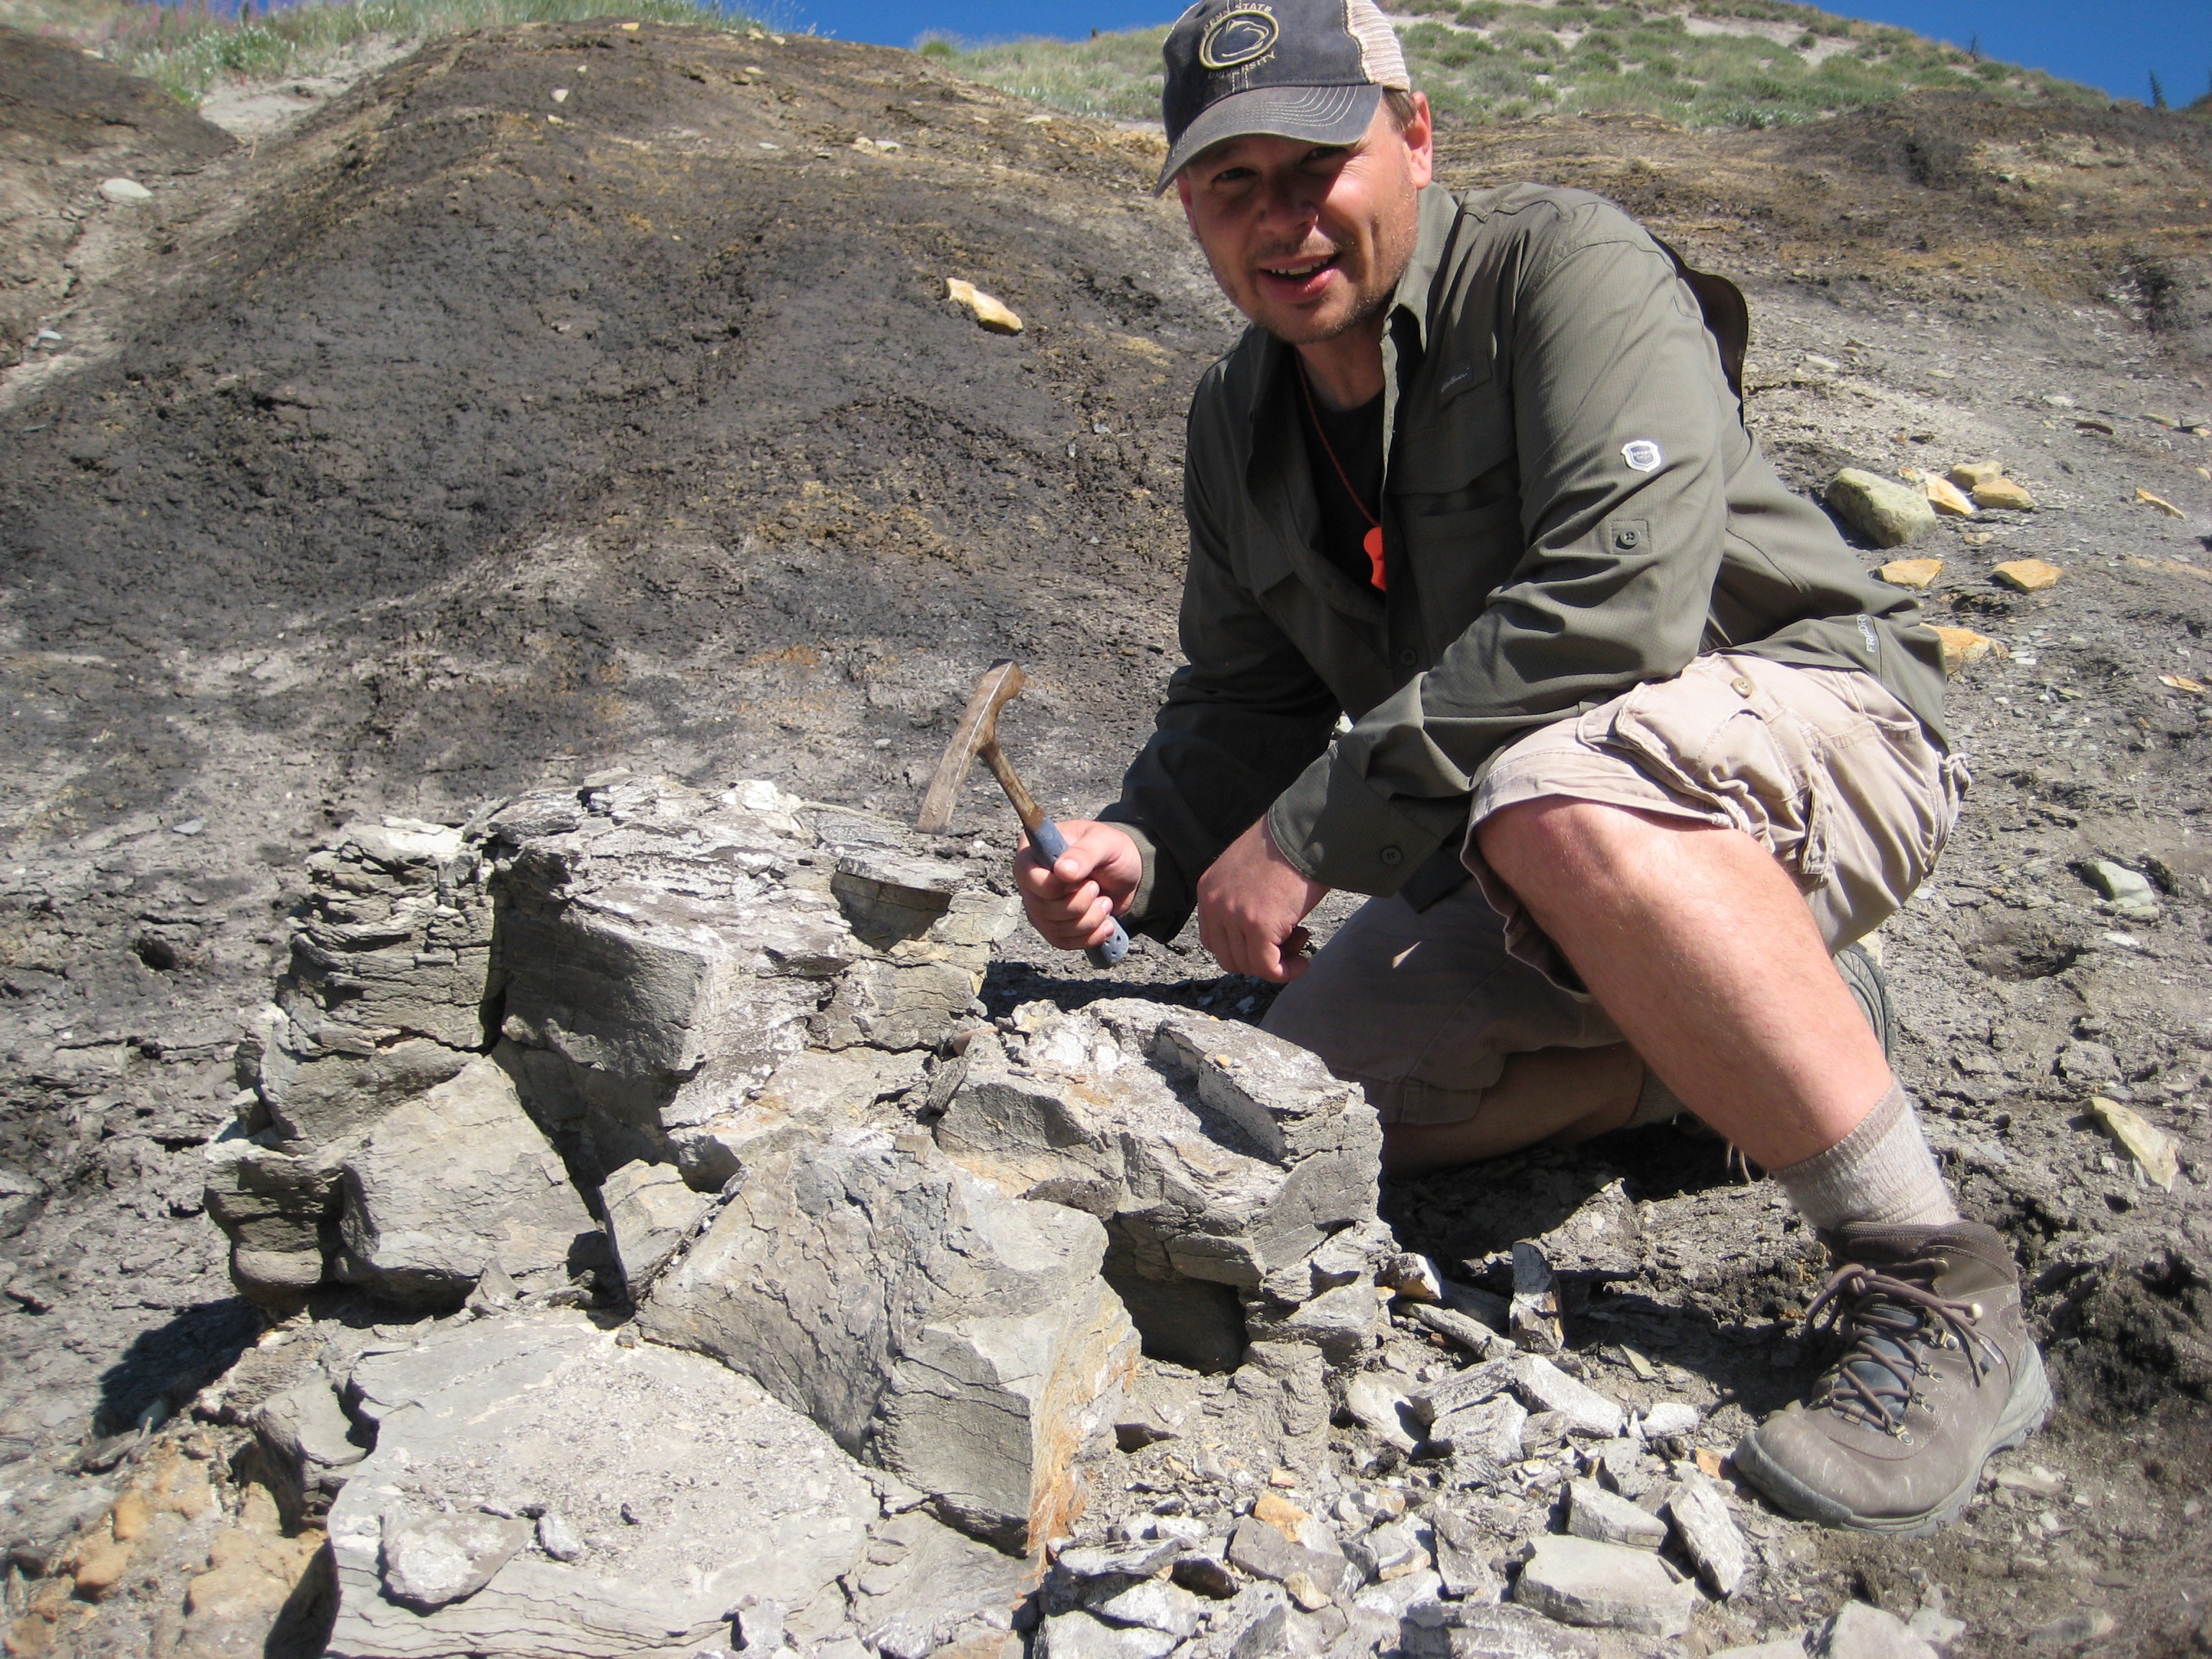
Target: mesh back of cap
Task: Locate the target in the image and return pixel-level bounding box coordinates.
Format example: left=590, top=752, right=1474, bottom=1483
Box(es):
left=1344, top=0, right=1411, bottom=90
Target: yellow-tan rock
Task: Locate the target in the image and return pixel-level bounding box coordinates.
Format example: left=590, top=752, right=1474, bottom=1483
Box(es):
left=1994, top=558, right=2063, bottom=593
left=1948, top=459, right=2007, bottom=489
left=945, top=278, right=1022, bottom=336
left=1925, top=475, right=1977, bottom=516
left=1932, top=625, right=1995, bottom=675
left=2136, top=486, right=2185, bottom=518
left=1876, top=557, right=1943, bottom=589
left=1973, top=477, right=2037, bottom=511
left=1827, top=468, right=1936, bottom=547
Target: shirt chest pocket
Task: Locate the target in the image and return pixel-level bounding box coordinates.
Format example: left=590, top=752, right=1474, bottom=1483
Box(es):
left=1389, top=385, right=1521, bottom=660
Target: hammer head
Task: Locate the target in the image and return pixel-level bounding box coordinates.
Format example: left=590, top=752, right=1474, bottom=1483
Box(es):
left=917, top=660, right=1025, bottom=833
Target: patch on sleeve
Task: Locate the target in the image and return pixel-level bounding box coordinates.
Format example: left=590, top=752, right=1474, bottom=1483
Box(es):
left=1622, top=439, right=1664, bottom=473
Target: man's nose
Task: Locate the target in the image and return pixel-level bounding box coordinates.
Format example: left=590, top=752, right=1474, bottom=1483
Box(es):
left=1252, top=171, right=1322, bottom=238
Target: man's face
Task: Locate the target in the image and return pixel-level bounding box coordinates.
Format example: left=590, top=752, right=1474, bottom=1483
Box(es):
left=1175, top=94, right=1434, bottom=348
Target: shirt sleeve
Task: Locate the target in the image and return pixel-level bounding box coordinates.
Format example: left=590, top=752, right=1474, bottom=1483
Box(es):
left=1269, top=212, right=1732, bottom=895
left=1100, top=433, right=1341, bottom=940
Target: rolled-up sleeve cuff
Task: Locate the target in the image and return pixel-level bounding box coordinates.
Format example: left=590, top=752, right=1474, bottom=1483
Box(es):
left=1265, top=751, right=1462, bottom=898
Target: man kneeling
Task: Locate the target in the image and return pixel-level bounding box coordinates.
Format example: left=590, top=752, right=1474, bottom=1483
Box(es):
left=1014, top=0, right=2049, bottom=1537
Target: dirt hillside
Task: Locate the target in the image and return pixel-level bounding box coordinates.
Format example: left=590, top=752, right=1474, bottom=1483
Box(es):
left=0, top=18, right=2209, bottom=1657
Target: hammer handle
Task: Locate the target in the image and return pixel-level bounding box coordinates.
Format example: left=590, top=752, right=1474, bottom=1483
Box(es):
left=983, top=741, right=1129, bottom=969
left=1028, top=817, right=1131, bottom=970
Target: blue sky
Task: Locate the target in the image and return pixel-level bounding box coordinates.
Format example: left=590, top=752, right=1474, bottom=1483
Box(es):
left=773, top=0, right=2212, bottom=105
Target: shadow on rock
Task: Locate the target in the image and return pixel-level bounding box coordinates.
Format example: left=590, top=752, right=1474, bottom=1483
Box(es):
left=95, top=1295, right=259, bottom=1437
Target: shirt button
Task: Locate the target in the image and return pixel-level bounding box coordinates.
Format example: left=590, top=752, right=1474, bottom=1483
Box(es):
left=1397, top=649, right=1416, bottom=666
left=1379, top=845, right=1403, bottom=866
left=1731, top=675, right=1755, bottom=698
left=1613, top=526, right=1640, bottom=550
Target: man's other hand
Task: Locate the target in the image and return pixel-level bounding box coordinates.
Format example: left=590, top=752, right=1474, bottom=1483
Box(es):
left=1197, top=819, right=1329, bottom=983
left=1014, top=821, right=1142, bottom=951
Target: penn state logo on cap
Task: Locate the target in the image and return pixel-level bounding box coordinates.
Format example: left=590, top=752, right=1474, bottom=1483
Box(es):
left=1198, top=6, right=1280, bottom=71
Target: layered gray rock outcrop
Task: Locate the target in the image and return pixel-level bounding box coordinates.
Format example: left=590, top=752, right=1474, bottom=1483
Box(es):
left=935, top=999, right=1385, bottom=1370
left=200, top=775, right=1411, bottom=1648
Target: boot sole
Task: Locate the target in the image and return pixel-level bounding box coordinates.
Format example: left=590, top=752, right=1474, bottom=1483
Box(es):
left=1732, top=1341, right=2054, bottom=1539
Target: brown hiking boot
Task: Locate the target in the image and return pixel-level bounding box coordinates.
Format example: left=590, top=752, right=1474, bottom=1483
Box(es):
left=1732, top=1220, right=2051, bottom=1537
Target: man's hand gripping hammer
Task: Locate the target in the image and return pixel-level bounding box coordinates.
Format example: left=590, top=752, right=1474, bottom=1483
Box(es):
left=916, top=661, right=1130, bottom=970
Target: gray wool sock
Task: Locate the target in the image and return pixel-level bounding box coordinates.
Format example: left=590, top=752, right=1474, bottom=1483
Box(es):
left=1770, top=1080, right=1961, bottom=1233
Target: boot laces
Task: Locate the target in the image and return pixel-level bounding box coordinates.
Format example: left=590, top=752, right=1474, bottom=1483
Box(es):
left=1800, top=1256, right=1987, bottom=1434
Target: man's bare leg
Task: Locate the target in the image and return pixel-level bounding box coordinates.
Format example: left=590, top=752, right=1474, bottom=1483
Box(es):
left=1380, top=1044, right=1643, bottom=1177
left=1473, top=799, right=1889, bottom=1169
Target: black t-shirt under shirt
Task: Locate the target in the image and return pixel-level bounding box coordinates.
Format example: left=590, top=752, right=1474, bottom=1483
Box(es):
left=1296, top=381, right=1386, bottom=592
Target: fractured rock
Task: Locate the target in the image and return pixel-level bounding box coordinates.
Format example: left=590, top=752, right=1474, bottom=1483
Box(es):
left=1341, top=1373, right=1419, bottom=1455
left=846, top=1508, right=1037, bottom=1659
left=334, top=1053, right=600, bottom=1305
left=934, top=1001, right=1380, bottom=1372
left=598, top=1159, right=711, bottom=1300
left=1930, top=625, right=1995, bottom=676
left=1827, top=468, right=1936, bottom=547
left=203, top=1141, right=343, bottom=1312
left=1403, top=1602, right=1599, bottom=1658
left=1345, top=1516, right=1426, bottom=1582
left=1992, top=558, right=2063, bottom=593
left=1430, top=1509, right=1502, bottom=1603
left=380, top=1509, right=532, bottom=1611
left=252, top=1377, right=367, bottom=1520
left=1809, top=1601, right=1936, bottom=1659
left=1039, top=1611, right=1175, bottom=1659
left=1512, top=1535, right=1696, bottom=1638
left=639, top=1133, right=1137, bottom=1552
left=1665, top=1470, right=1750, bottom=1596
left=1565, top=1480, right=1665, bottom=1550
left=1509, top=1357, right=1624, bottom=1439
left=945, top=278, right=1023, bottom=336
left=328, top=1310, right=878, bottom=1658
left=1226, top=1516, right=1357, bottom=1601
left=1093, top=1578, right=1207, bottom=1640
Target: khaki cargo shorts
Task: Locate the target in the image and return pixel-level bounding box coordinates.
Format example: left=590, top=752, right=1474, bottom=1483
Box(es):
left=1262, top=653, right=1967, bottom=1128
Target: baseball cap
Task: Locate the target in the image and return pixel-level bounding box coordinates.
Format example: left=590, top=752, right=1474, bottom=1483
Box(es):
left=1156, top=0, right=1411, bottom=194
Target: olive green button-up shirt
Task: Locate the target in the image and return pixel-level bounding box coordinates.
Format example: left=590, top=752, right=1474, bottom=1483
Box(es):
left=1102, top=181, right=1949, bottom=940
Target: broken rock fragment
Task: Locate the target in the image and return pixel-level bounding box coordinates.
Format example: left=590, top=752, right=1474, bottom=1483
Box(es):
left=597, top=1159, right=711, bottom=1301
left=1826, top=468, right=1936, bottom=547
left=945, top=277, right=1023, bottom=335
left=934, top=1000, right=1380, bottom=1372
left=1665, top=1470, right=1750, bottom=1595
left=1565, top=1479, right=1665, bottom=1550
left=1992, top=558, right=2062, bottom=593
left=1930, top=625, right=1995, bottom=676
left=328, top=1311, right=878, bottom=1657
left=639, top=1133, right=1138, bottom=1552
left=379, top=1509, right=531, bottom=1611
left=334, top=1053, right=601, bottom=1306
left=1226, top=1516, right=1357, bottom=1601
left=1513, top=1534, right=1696, bottom=1637
left=1875, top=557, right=1942, bottom=589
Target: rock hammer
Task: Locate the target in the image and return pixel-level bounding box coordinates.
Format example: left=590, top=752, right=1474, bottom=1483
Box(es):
left=916, top=660, right=1130, bottom=969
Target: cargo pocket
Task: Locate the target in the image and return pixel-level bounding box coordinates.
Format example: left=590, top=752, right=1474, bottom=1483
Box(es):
left=1582, top=661, right=1833, bottom=883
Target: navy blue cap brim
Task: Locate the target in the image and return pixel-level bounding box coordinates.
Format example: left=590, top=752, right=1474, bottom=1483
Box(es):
left=1153, top=82, right=1384, bottom=194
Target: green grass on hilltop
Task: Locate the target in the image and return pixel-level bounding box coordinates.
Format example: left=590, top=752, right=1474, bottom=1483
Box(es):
left=935, top=0, right=2106, bottom=132
left=6, top=0, right=757, bottom=104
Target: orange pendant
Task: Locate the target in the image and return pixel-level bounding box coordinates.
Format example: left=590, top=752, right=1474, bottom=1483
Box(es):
left=1363, top=525, right=1386, bottom=591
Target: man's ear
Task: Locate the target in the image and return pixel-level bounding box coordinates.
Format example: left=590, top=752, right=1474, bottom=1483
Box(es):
left=1176, top=171, right=1198, bottom=235
left=1403, top=91, right=1435, bottom=190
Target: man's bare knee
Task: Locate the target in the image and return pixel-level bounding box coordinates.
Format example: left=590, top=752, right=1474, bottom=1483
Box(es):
left=1476, top=797, right=1642, bottom=899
